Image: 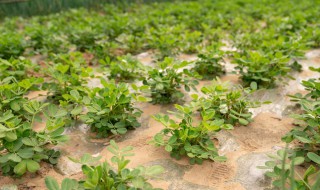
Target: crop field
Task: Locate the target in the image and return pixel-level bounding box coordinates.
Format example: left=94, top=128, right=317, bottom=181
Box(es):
left=0, top=0, right=320, bottom=189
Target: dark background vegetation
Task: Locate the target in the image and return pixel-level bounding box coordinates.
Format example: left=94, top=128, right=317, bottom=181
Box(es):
left=0, top=0, right=171, bottom=18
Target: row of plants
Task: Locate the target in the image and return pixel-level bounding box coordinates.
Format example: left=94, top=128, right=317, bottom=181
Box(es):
left=0, top=0, right=319, bottom=89
left=40, top=79, right=264, bottom=189
left=0, top=51, right=265, bottom=184
left=1, top=0, right=320, bottom=189
left=0, top=43, right=314, bottom=190
left=151, top=79, right=265, bottom=164
left=0, top=76, right=68, bottom=176
left=45, top=140, right=164, bottom=190
left=0, top=54, right=145, bottom=177
left=260, top=67, right=320, bottom=189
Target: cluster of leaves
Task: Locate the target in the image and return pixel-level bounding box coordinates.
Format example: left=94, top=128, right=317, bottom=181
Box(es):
left=259, top=148, right=320, bottom=189
left=68, top=27, right=100, bottom=52
left=25, top=23, right=69, bottom=54
left=151, top=104, right=233, bottom=164
left=233, top=51, right=292, bottom=89
left=192, top=52, right=226, bottom=80
left=0, top=72, right=70, bottom=176
left=0, top=0, right=319, bottom=66
left=100, top=54, right=146, bottom=81
left=148, top=28, right=181, bottom=61
left=260, top=68, right=320, bottom=189
left=0, top=98, right=68, bottom=176
left=143, top=57, right=199, bottom=104
left=196, top=79, right=264, bottom=126
left=80, top=80, right=143, bottom=138
left=0, top=57, right=37, bottom=80
left=45, top=140, right=164, bottom=190
left=0, top=32, right=25, bottom=59
left=283, top=67, right=320, bottom=158
left=42, top=51, right=93, bottom=103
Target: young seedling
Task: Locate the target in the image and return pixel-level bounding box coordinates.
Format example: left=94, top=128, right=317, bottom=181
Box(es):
left=0, top=103, right=68, bottom=176
left=143, top=57, right=199, bottom=104
left=80, top=79, right=142, bottom=137
left=151, top=104, right=233, bottom=164
left=233, top=51, right=292, bottom=89
left=45, top=140, right=164, bottom=190
left=198, top=79, right=263, bottom=126
left=100, top=54, right=146, bottom=81
left=192, top=52, right=226, bottom=80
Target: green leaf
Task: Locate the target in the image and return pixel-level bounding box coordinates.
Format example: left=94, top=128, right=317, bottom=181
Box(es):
left=295, top=135, right=312, bottom=143
left=154, top=133, right=164, bottom=144
left=184, top=85, right=190, bottom=92
left=165, top=145, right=172, bottom=152
left=70, top=90, right=80, bottom=101
left=71, top=106, right=82, bottom=115
left=168, top=135, right=177, bottom=144
left=61, top=178, right=79, bottom=190
left=8, top=153, right=22, bottom=162
left=26, top=159, right=40, bottom=173
left=22, top=137, right=37, bottom=146
left=55, top=109, right=68, bottom=118
left=23, top=104, right=35, bottom=114
left=10, top=101, right=21, bottom=111
left=17, top=148, right=34, bottom=159
left=117, top=128, right=127, bottom=134
left=213, top=156, right=227, bottom=162
left=14, top=160, right=27, bottom=175
left=5, top=131, right=17, bottom=142
left=250, top=82, right=257, bottom=90
left=307, top=152, right=320, bottom=165
left=292, top=157, right=304, bottom=165
left=238, top=118, right=249, bottom=125
left=45, top=176, right=60, bottom=190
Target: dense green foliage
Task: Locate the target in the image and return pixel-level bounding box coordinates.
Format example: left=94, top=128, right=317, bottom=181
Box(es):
left=152, top=104, right=232, bottom=164
left=45, top=140, right=164, bottom=190
left=196, top=79, right=264, bottom=126
left=259, top=148, right=320, bottom=189
left=80, top=80, right=142, bottom=137
left=1, top=0, right=320, bottom=188
left=0, top=78, right=68, bottom=176
left=0, top=0, right=318, bottom=89
left=143, top=58, right=199, bottom=104
left=260, top=68, right=320, bottom=189
left=192, top=52, right=225, bottom=80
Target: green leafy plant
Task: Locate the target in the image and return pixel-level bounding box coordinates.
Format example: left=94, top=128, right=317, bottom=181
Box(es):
left=143, top=57, right=199, bottom=104
left=259, top=148, right=320, bottom=190
left=0, top=103, right=68, bottom=176
left=0, top=32, right=25, bottom=59
left=45, top=140, right=164, bottom=190
left=0, top=57, right=37, bottom=80
left=0, top=77, right=43, bottom=117
left=69, top=27, right=99, bottom=52
left=80, top=80, right=142, bottom=137
left=233, top=51, right=292, bottom=88
left=262, top=69, right=320, bottom=189
left=42, top=52, right=93, bottom=102
left=151, top=104, right=233, bottom=164
left=25, top=24, right=69, bottom=54
left=282, top=99, right=320, bottom=157
left=192, top=52, right=226, bottom=80
left=100, top=54, right=146, bottom=81
left=180, top=30, right=203, bottom=54
left=197, top=79, right=263, bottom=126
left=149, top=29, right=180, bottom=61
left=283, top=68, right=320, bottom=158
